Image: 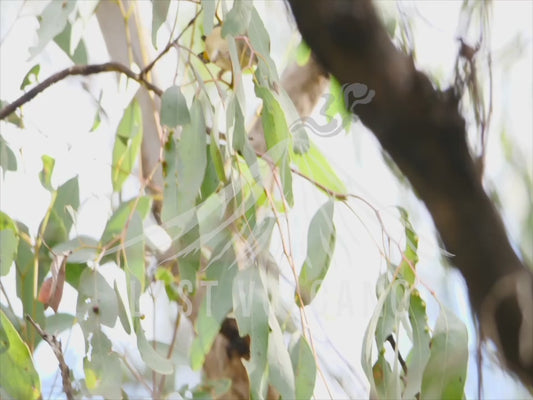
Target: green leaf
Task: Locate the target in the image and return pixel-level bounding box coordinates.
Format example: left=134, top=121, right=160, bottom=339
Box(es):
left=77, top=268, right=118, bottom=328
left=39, top=155, right=55, bottom=191
left=52, top=236, right=98, bottom=264
left=325, top=77, right=353, bottom=131
left=298, top=200, right=336, bottom=305
left=100, top=196, right=152, bottom=245
left=202, top=0, right=216, bottom=35
left=29, top=0, right=77, bottom=58
left=160, top=86, right=190, bottom=127
left=255, top=86, right=293, bottom=205
left=111, top=100, right=143, bottom=192
left=421, top=307, right=468, bottom=399
left=233, top=267, right=269, bottom=399
left=134, top=318, right=174, bottom=374
left=0, top=134, right=18, bottom=172
left=248, top=8, right=278, bottom=84
left=209, top=128, right=227, bottom=183
left=291, top=139, right=347, bottom=196
left=221, top=0, right=252, bottom=37
left=289, top=336, right=316, bottom=400
left=403, top=290, right=431, bottom=399
left=0, top=212, right=18, bottom=276
left=0, top=310, right=41, bottom=400
left=295, top=40, right=311, bottom=66
left=54, top=20, right=88, bottom=64
left=20, top=64, right=40, bottom=90
left=372, top=350, right=397, bottom=400
left=268, top=316, right=295, bottom=400
left=43, top=176, right=80, bottom=247
left=45, top=313, right=75, bottom=336
left=124, top=212, right=145, bottom=291
left=152, top=0, right=171, bottom=47
left=190, top=241, right=237, bottom=370
left=397, top=207, right=419, bottom=285
left=0, top=101, right=24, bottom=128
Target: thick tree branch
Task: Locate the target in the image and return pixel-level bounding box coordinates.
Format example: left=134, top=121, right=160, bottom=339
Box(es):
left=288, top=0, right=533, bottom=388
left=0, top=62, right=163, bottom=121
left=26, top=314, right=74, bottom=400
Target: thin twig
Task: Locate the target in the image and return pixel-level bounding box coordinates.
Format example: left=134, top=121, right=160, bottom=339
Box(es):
left=25, top=314, right=74, bottom=400
left=0, top=62, right=163, bottom=120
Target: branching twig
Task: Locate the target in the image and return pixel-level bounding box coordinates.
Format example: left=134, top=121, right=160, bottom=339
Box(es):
left=25, top=314, right=74, bottom=400
left=0, top=62, right=163, bottom=121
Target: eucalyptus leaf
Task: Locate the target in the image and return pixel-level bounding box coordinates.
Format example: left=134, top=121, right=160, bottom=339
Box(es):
left=0, top=212, right=18, bottom=276
left=0, top=134, right=18, bottom=172
left=160, top=86, right=190, bottom=127
left=290, top=336, right=316, bottom=400
left=298, top=200, right=336, bottom=305
left=111, top=100, right=143, bottom=192
left=151, top=0, right=171, bottom=47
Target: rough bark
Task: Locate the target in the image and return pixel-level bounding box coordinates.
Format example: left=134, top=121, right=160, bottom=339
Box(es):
left=287, top=0, right=533, bottom=389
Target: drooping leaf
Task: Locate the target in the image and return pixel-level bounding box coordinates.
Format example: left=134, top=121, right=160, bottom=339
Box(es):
left=255, top=86, right=293, bottom=205
left=100, top=196, right=152, bottom=246
left=202, top=0, right=216, bottom=35
left=54, top=19, right=88, bottom=64
left=77, top=268, right=118, bottom=329
left=403, top=290, right=431, bottom=399
left=134, top=318, right=174, bottom=375
left=372, top=350, right=398, bottom=400
left=233, top=267, right=269, bottom=399
left=0, top=134, right=18, bottom=172
left=248, top=8, right=278, bottom=85
left=20, top=64, right=40, bottom=90
left=0, top=310, right=41, bottom=400
left=42, top=176, right=80, bottom=248
left=421, top=307, right=468, bottom=399
left=29, top=0, right=77, bottom=58
left=123, top=211, right=145, bottom=291
left=0, top=212, right=18, bottom=276
left=289, top=336, right=316, bottom=400
left=268, top=315, right=295, bottom=400
left=397, top=207, right=419, bottom=285
left=221, top=0, right=252, bottom=37
left=111, top=100, right=143, bottom=192
left=160, top=85, right=190, bottom=128
left=151, top=0, right=171, bottom=47
left=38, top=154, right=55, bottom=191
left=298, top=200, right=336, bottom=305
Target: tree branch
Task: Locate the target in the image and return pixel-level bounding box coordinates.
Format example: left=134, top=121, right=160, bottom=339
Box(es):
left=0, top=62, right=163, bottom=121
left=26, top=314, right=74, bottom=400
left=287, top=0, right=533, bottom=388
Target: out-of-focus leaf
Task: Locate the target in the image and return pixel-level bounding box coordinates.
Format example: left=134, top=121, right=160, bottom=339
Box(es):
left=0, top=311, right=41, bottom=399
left=152, top=0, right=171, bottom=47
left=52, top=236, right=98, bottom=264
left=114, top=281, right=131, bottom=334
left=190, top=241, right=237, bottom=370
left=268, top=315, right=295, bottom=400
left=325, top=77, right=353, bottom=131
left=54, top=20, right=88, bottom=64
left=0, top=212, right=18, bottom=276
left=372, top=350, right=398, bottom=399
left=20, top=64, right=40, bottom=90
left=403, top=290, right=431, bottom=399
left=45, top=313, right=75, bottom=336
left=291, top=139, right=347, bottom=196
left=100, top=196, right=152, bottom=245
left=202, top=0, right=216, bottom=35
left=0, top=134, right=18, bottom=172
left=160, top=86, right=190, bottom=127
left=124, top=211, right=145, bottom=291
left=397, top=207, right=418, bottom=285
left=111, top=100, right=143, bottom=191
left=0, top=101, right=24, bottom=128
left=421, top=307, right=468, bottom=399
left=38, top=154, right=55, bottom=191
left=221, top=0, right=252, bottom=37
left=134, top=318, right=174, bottom=374
left=83, top=328, right=122, bottom=399
left=77, top=268, right=118, bottom=328
left=289, top=335, right=316, bottom=400
left=209, top=128, right=226, bottom=183
left=233, top=267, right=269, bottom=399
left=296, top=40, right=311, bottom=66
left=29, top=0, right=77, bottom=58
left=298, top=200, right=336, bottom=305
left=42, top=176, right=79, bottom=248
left=37, top=253, right=68, bottom=312
left=255, top=86, right=293, bottom=205
left=248, top=8, right=278, bottom=85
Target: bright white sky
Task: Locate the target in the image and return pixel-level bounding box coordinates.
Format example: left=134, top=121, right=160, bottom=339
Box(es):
left=0, top=1, right=531, bottom=399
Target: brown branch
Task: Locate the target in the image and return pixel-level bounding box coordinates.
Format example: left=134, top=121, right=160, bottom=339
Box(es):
left=287, top=0, right=533, bottom=388
left=0, top=62, right=163, bottom=121
left=26, top=314, right=74, bottom=400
